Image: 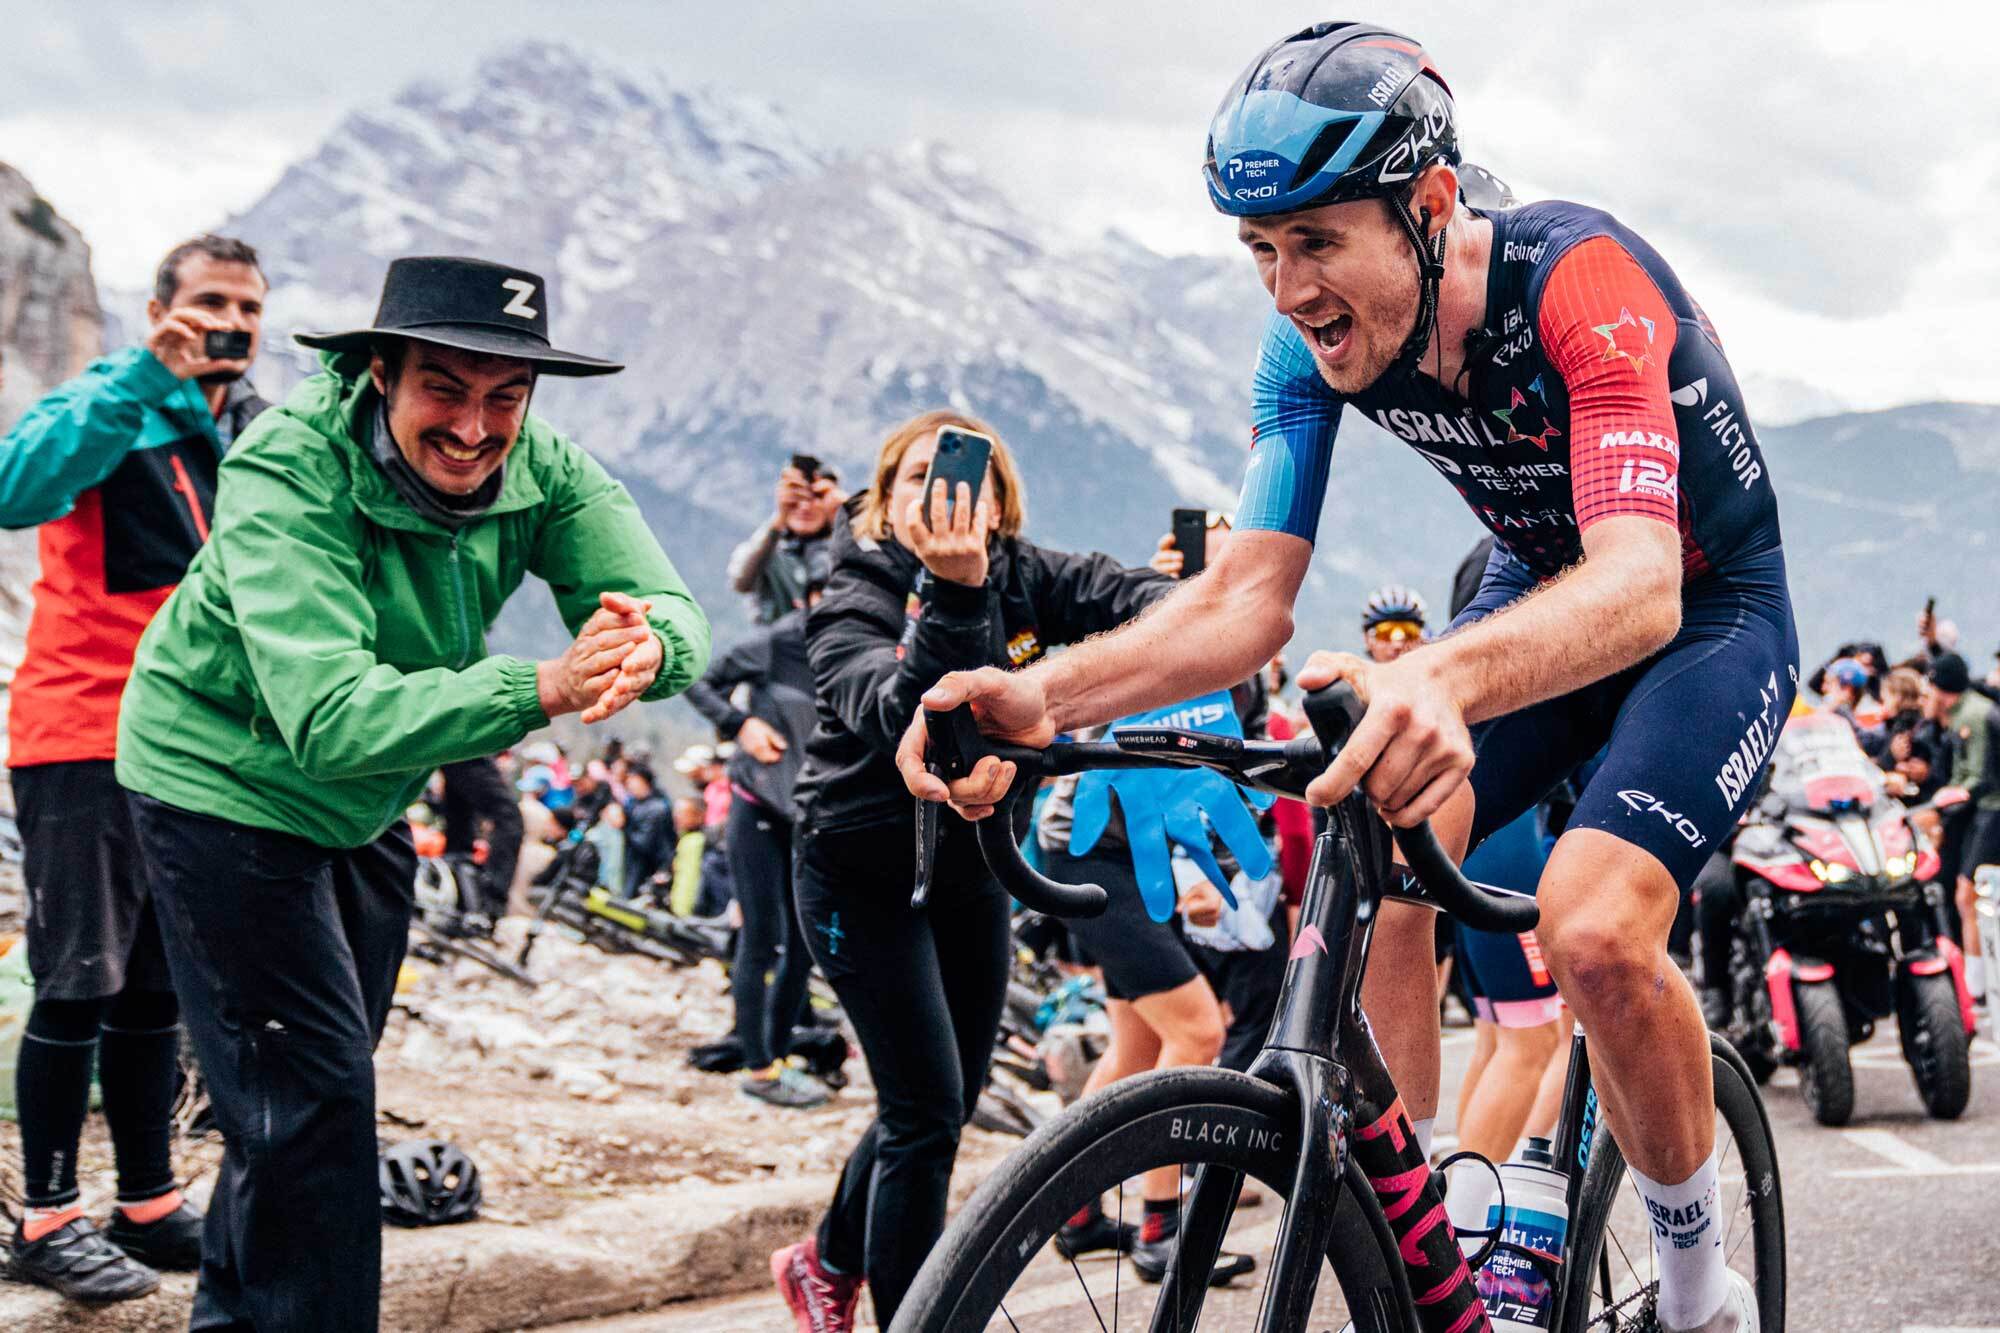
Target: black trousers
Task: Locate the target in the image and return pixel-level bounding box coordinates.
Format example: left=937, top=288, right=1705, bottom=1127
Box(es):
left=129, top=793, right=414, bottom=1333
left=727, top=798, right=810, bottom=1069
left=795, top=824, right=1010, bottom=1325
left=439, top=756, right=523, bottom=917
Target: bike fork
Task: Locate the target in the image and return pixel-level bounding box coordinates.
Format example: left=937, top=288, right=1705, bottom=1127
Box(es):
left=1154, top=1046, right=1354, bottom=1333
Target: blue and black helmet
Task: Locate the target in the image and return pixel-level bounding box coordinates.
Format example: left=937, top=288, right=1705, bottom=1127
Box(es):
left=1204, top=22, right=1459, bottom=219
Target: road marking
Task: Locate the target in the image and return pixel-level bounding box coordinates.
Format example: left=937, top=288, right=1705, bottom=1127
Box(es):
left=1842, top=1128, right=1952, bottom=1172
left=1832, top=1128, right=2000, bottom=1179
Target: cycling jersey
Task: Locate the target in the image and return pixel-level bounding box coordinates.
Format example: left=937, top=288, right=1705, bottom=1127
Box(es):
left=1234, top=200, right=1800, bottom=887
left=1237, top=200, right=1782, bottom=583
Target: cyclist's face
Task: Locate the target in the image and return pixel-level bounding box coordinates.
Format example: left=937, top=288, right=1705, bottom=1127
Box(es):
left=1239, top=198, right=1420, bottom=394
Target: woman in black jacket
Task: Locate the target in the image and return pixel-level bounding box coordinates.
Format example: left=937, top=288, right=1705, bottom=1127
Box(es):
left=771, top=409, right=1168, bottom=1328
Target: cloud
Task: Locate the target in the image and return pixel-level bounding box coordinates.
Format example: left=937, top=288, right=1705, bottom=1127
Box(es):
left=3, top=0, right=1996, bottom=403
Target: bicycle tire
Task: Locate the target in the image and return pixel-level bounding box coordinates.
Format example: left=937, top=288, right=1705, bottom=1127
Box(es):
left=1557, top=1034, right=1785, bottom=1332
left=893, top=1066, right=1416, bottom=1333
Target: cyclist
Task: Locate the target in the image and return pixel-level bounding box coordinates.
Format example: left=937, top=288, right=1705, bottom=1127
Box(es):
left=902, top=22, right=1794, bottom=1332
left=1362, top=583, right=1428, bottom=662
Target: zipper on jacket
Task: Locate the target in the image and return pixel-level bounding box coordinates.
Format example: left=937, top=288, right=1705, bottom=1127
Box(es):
left=447, top=533, right=475, bottom=669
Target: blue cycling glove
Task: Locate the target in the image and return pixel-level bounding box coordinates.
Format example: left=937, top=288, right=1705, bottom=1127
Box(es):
left=1068, top=691, right=1275, bottom=923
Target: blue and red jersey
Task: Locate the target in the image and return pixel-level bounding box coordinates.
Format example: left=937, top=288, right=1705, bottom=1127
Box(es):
left=1235, top=199, right=1782, bottom=584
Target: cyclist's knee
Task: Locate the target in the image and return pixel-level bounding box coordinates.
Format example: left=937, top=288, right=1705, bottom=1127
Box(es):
left=1540, top=908, right=1664, bottom=1010
left=1495, top=1016, right=1562, bottom=1064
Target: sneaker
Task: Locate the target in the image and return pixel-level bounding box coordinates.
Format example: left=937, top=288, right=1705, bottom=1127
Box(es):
left=688, top=1036, right=747, bottom=1074
left=772, top=1236, right=863, bottom=1333
left=7, top=1216, right=162, bottom=1302
left=741, top=1064, right=831, bottom=1110
left=1052, top=1204, right=1136, bottom=1259
left=1699, top=986, right=1733, bottom=1030
left=104, top=1199, right=205, bottom=1271
left=1130, top=1228, right=1255, bottom=1286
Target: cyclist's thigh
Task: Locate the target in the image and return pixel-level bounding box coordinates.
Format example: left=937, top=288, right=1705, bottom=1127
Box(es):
left=1569, top=586, right=1799, bottom=892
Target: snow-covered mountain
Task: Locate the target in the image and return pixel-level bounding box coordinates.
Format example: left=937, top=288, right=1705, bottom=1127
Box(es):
left=156, top=42, right=2000, bottom=667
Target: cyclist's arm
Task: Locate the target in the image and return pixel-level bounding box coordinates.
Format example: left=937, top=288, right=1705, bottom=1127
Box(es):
left=1032, top=316, right=1333, bottom=732
left=1421, top=238, right=1684, bottom=724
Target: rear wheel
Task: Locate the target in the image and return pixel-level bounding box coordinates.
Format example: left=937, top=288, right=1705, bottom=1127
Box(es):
left=1794, top=981, right=1855, bottom=1127
left=1557, top=1035, right=1785, bottom=1331
left=1902, top=971, right=1972, bottom=1120
left=894, top=1066, right=1413, bottom=1332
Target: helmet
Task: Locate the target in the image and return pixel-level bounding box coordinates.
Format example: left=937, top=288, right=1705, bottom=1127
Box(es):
left=1205, top=22, right=1460, bottom=384
left=1363, top=584, right=1428, bottom=630
left=1203, top=22, right=1459, bottom=219
left=379, top=1139, right=482, bottom=1228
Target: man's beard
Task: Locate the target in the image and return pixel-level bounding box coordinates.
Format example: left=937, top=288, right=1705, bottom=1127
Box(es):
left=195, top=369, right=246, bottom=387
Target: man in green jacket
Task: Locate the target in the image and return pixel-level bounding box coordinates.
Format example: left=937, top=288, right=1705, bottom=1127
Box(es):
left=114, top=256, right=709, bottom=1332
left=1928, top=652, right=2000, bottom=1004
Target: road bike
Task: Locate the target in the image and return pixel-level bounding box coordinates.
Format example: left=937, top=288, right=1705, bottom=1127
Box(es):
left=894, top=686, right=1785, bottom=1332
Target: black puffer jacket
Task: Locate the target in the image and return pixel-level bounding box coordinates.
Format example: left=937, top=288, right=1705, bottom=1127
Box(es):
left=794, top=515, right=1169, bottom=835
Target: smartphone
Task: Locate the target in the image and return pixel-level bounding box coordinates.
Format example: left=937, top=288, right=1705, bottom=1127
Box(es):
left=1924, top=596, right=1937, bottom=620
left=204, top=329, right=253, bottom=360
left=1172, top=507, right=1209, bottom=579
left=789, top=453, right=821, bottom=482
left=922, top=427, right=993, bottom=529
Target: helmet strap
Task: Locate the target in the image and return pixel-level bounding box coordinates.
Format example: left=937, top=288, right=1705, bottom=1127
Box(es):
left=1383, top=195, right=1448, bottom=385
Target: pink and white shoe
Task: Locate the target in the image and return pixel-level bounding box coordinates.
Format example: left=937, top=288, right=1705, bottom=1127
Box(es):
left=772, top=1236, right=863, bottom=1333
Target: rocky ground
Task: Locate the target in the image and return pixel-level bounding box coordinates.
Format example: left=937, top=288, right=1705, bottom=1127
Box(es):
left=0, top=896, right=1028, bottom=1330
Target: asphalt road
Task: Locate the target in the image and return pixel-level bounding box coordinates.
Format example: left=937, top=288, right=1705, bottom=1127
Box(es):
left=575, top=1020, right=2000, bottom=1332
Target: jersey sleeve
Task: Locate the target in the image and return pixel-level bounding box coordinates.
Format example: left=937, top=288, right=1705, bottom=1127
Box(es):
left=1535, top=237, right=1682, bottom=533
left=1234, top=314, right=1343, bottom=544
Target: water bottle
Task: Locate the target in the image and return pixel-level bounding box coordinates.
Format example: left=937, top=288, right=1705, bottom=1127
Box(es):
left=1476, top=1137, right=1569, bottom=1331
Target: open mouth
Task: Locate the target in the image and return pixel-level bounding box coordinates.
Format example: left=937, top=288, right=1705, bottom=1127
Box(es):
left=1300, top=313, right=1354, bottom=360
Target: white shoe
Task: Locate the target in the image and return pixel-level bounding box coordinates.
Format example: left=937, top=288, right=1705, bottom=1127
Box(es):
left=1666, top=1268, right=1759, bottom=1333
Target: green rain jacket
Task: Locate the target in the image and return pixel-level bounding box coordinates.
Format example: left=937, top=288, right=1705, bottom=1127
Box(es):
left=115, top=351, right=710, bottom=848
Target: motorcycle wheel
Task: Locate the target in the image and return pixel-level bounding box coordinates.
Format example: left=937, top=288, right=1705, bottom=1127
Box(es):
left=1902, top=971, right=1972, bottom=1120
left=1795, top=981, right=1856, bottom=1126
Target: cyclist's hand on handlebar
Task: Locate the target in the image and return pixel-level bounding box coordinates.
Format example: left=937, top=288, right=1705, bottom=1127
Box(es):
left=896, top=666, right=1056, bottom=819
left=1296, top=650, right=1473, bottom=827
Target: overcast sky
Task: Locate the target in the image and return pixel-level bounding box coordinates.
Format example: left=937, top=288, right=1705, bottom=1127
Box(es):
left=4, top=0, right=1997, bottom=409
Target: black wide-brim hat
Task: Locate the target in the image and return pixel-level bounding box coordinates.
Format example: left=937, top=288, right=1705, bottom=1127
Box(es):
left=295, top=256, right=621, bottom=377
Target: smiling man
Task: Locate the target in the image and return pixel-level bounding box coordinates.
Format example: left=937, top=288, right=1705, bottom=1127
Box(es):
left=112, top=256, right=709, bottom=1331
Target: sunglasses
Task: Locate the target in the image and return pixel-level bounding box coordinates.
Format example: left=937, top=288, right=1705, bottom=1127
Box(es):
left=1367, top=620, right=1424, bottom=644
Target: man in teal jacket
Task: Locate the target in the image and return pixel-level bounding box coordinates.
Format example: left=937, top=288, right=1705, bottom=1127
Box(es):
left=114, top=256, right=709, bottom=1332
left=2, top=235, right=267, bottom=1302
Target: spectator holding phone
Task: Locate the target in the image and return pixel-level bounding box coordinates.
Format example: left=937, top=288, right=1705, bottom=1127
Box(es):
left=729, top=455, right=847, bottom=622
left=771, top=409, right=1168, bottom=1329
left=0, top=234, right=269, bottom=1301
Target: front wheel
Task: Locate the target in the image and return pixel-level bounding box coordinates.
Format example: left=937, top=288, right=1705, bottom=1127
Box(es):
left=1902, top=971, right=1972, bottom=1120
left=1794, top=981, right=1855, bottom=1127
left=1557, top=1034, right=1785, bottom=1332
left=892, top=1066, right=1413, bottom=1332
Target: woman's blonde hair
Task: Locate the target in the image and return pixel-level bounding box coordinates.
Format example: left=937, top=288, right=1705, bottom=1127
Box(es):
left=852, top=409, right=1027, bottom=543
